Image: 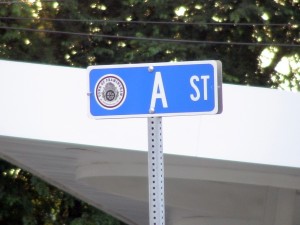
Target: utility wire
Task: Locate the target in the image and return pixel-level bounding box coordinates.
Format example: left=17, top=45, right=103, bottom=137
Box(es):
left=0, top=25, right=299, bottom=47
left=0, top=16, right=298, bottom=27
left=0, top=0, right=62, bottom=4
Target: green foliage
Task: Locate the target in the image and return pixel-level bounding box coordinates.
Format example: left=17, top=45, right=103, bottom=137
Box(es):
left=70, top=211, right=120, bottom=225
left=0, top=1, right=299, bottom=224
left=1, top=0, right=299, bottom=89
left=0, top=160, right=122, bottom=225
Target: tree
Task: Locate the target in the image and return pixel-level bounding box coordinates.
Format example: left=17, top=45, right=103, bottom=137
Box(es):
left=0, top=0, right=299, bottom=89
left=0, top=0, right=299, bottom=224
left=0, top=159, right=123, bottom=225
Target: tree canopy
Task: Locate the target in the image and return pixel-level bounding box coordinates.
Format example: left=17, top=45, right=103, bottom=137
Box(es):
left=0, top=0, right=299, bottom=89
left=0, top=160, right=124, bottom=225
left=0, top=0, right=299, bottom=224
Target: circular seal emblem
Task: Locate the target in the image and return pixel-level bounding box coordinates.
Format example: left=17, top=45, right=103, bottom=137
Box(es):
left=95, top=74, right=127, bottom=110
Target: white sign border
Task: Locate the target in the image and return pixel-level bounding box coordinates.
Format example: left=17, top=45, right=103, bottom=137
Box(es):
left=87, top=60, right=222, bottom=119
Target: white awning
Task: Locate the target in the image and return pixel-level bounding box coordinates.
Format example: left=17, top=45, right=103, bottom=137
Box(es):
left=1, top=60, right=300, bottom=225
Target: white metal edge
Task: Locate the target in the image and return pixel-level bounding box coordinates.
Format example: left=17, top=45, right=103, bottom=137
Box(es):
left=216, top=60, right=223, bottom=114
left=88, top=111, right=221, bottom=119
left=87, top=67, right=95, bottom=119
left=87, top=60, right=220, bottom=70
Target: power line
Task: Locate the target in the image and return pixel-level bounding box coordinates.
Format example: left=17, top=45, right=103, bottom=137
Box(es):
left=0, top=0, right=62, bottom=4
left=0, top=25, right=299, bottom=47
left=0, top=16, right=298, bottom=27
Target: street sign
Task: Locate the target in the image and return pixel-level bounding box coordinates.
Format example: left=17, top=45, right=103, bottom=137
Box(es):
left=87, top=61, right=222, bottom=119
left=87, top=61, right=223, bottom=225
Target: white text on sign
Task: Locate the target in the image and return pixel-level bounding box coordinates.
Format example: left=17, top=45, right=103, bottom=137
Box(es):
left=150, top=72, right=210, bottom=110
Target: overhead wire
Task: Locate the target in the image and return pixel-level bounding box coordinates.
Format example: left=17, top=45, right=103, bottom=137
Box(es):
left=0, top=25, right=299, bottom=47
left=0, top=13, right=298, bottom=47
left=0, top=16, right=298, bottom=27
left=0, top=0, right=62, bottom=4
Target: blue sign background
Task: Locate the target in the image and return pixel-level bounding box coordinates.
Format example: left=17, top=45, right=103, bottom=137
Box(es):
left=88, top=61, right=222, bottom=118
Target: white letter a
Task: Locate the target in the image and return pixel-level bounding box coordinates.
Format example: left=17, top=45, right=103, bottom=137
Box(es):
left=150, top=72, right=168, bottom=109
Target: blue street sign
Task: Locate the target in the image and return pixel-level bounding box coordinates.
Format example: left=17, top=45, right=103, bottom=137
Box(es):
left=87, top=61, right=222, bottom=119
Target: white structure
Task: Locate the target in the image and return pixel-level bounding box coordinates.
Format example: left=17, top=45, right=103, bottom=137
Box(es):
left=0, top=60, right=300, bottom=225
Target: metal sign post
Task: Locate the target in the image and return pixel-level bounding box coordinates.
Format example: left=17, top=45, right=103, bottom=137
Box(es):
left=148, top=117, right=165, bottom=225
left=87, top=61, right=223, bottom=225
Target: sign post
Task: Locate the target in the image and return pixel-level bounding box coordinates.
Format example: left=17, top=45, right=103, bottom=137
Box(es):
left=87, top=61, right=222, bottom=225
left=148, top=116, right=165, bottom=225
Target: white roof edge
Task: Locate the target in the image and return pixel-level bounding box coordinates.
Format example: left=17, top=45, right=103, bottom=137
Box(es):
left=0, top=60, right=300, bottom=168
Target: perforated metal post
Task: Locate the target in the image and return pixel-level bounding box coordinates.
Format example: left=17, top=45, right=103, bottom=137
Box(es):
left=148, top=117, right=165, bottom=225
